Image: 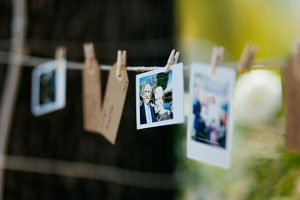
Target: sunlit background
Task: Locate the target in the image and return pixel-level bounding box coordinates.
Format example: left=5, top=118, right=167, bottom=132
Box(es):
left=177, top=0, right=300, bottom=62
left=175, top=0, right=300, bottom=199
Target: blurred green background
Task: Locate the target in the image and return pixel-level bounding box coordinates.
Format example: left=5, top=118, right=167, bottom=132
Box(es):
left=175, top=0, right=300, bottom=200
left=176, top=0, right=300, bottom=62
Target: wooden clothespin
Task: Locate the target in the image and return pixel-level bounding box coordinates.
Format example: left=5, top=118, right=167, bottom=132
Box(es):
left=116, top=50, right=127, bottom=79
left=55, top=46, right=66, bottom=70
left=83, top=43, right=96, bottom=60
left=210, top=46, right=224, bottom=75
left=237, top=42, right=258, bottom=72
left=164, top=49, right=180, bottom=73
left=83, top=43, right=96, bottom=74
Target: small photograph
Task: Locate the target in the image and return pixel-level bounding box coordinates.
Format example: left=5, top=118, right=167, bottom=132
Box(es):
left=187, top=62, right=236, bottom=169
left=139, top=71, right=173, bottom=123
left=136, top=63, right=184, bottom=129
left=39, top=70, right=56, bottom=106
left=31, top=60, right=66, bottom=116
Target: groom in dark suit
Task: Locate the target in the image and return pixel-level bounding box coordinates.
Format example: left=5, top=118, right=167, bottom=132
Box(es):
left=140, top=84, right=157, bottom=124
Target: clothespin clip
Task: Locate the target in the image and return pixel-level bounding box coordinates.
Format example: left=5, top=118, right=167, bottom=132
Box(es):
left=83, top=43, right=96, bottom=74
left=210, top=46, right=224, bottom=75
left=164, top=49, right=180, bottom=73
left=55, top=46, right=66, bottom=70
left=116, top=50, right=127, bottom=79
left=237, top=42, right=258, bottom=72
left=292, top=39, right=300, bottom=80
left=83, top=43, right=96, bottom=60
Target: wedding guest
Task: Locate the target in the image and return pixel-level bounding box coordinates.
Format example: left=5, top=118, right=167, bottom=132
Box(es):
left=192, top=90, right=208, bottom=142
left=140, top=84, right=157, bottom=124
left=154, top=86, right=172, bottom=121
left=208, top=119, right=219, bottom=146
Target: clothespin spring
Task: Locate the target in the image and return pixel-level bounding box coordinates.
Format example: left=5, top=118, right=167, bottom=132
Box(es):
left=210, top=46, right=224, bottom=75
left=116, top=50, right=127, bottom=80
left=55, top=46, right=66, bottom=70
left=83, top=43, right=96, bottom=74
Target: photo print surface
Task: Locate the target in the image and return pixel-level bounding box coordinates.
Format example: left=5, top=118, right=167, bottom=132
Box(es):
left=31, top=60, right=66, bottom=116
left=187, top=62, right=236, bottom=169
left=136, top=63, right=184, bottom=129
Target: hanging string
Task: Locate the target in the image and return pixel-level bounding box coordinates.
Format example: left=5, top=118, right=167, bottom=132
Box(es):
left=0, top=154, right=175, bottom=190
left=0, top=50, right=287, bottom=72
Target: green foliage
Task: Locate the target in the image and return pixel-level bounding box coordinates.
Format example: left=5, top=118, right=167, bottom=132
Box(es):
left=176, top=114, right=300, bottom=200
left=244, top=150, right=300, bottom=200
left=156, top=72, right=169, bottom=90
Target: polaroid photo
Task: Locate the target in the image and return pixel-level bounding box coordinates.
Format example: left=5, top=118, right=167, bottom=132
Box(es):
left=31, top=60, right=67, bottom=116
left=187, top=62, right=236, bottom=169
left=136, top=63, right=184, bottom=129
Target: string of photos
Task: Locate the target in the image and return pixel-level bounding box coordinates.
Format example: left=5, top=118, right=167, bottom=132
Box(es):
left=28, top=39, right=300, bottom=169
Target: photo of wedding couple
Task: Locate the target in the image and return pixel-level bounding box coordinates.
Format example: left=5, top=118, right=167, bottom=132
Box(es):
left=139, top=71, right=173, bottom=124
left=136, top=63, right=184, bottom=130
left=136, top=63, right=184, bottom=129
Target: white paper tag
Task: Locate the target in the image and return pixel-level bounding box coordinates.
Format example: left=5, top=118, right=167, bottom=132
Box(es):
left=187, top=62, right=236, bottom=169
left=136, top=63, right=184, bottom=130
left=31, top=60, right=67, bottom=116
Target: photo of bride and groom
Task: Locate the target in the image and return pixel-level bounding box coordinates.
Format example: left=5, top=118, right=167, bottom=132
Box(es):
left=140, top=83, right=173, bottom=124
left=136, top=63, right=184, bottom=130
left=139, top=69, right=174, bottom=125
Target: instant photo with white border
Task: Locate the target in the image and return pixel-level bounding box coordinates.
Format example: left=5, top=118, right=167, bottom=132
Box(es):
left=31, top=60, right=66, bottom=116
left=187, top=62, right=236, bottom=169
left=136, top=63, right=184, bottom=130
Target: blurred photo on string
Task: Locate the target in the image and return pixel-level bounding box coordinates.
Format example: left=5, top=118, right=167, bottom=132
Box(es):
left=187, top=62, right=235, bottom=169
left=31, top=60, right=66, bottom=116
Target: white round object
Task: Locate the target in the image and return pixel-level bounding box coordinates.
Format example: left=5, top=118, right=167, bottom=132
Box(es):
left=233, top=70, right=282, bottom=124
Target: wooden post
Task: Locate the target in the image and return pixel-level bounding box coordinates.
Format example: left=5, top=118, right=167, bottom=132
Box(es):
left=0, top=0, right=27, bottom=198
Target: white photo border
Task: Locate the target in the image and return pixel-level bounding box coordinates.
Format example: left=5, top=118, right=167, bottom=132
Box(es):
left=136, top=62, right=184, bottom=130
left=31, top=60, right=66, bottom=116
left=187, top=62, right=236, bottom=169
